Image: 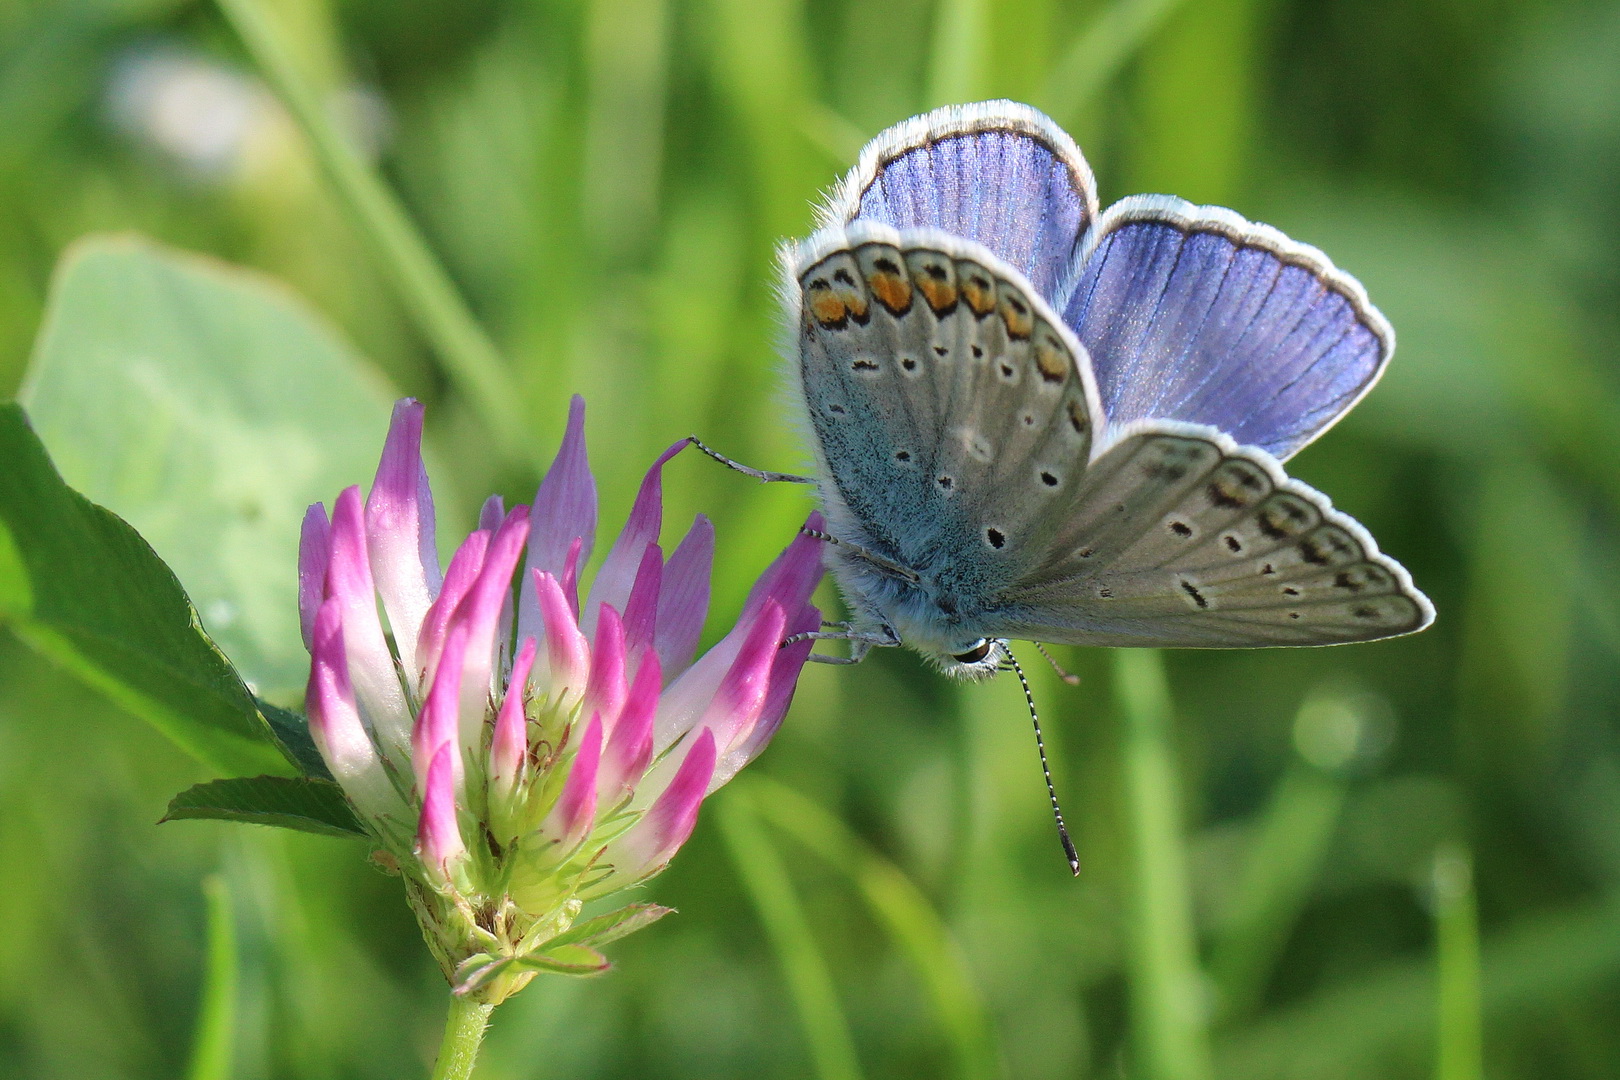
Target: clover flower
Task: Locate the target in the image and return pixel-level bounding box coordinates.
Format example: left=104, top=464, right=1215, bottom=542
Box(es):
left=298, top=397, right=823, bottom=1003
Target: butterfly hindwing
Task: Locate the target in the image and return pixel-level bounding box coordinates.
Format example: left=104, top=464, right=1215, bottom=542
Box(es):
left=823, top=102, right=1100, bottom=305
left=795, top=226, right=1103, bottom=580
left=1063, top=196, right=1392, bottom=461
left=983, top=422, right=1432, bottom=647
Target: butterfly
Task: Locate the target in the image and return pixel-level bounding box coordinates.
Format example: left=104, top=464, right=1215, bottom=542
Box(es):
left=690, top=101, right=1434, bottom=871
left=696, top=99, right=1432, bottom=686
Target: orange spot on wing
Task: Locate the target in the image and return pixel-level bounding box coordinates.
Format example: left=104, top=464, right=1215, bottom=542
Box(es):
left=867, top=269, right=912, bottom=314
left=1000, top=295, right=1034, bottom=339
left=807, top=286, right=848, bottom=328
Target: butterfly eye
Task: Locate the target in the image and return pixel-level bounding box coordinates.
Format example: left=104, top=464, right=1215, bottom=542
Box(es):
left=952, top=640, right=992, bottom=664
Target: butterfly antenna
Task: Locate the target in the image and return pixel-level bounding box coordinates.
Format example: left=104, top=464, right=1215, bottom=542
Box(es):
left=1005, top=647, right=1081, bottom=875
left=1033, top=642, right=1081, bottom=686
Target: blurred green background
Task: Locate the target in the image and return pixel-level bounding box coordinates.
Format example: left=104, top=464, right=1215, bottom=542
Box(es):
left=3, top=0, right=1620, bottom=1076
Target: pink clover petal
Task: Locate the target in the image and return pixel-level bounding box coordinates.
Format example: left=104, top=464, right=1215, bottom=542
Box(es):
left=306, top=600, right=397, bottom=821
left=533, top=569, right=590, bottom=710
left=416, top=528, right=490, bottom=692
left=621, top=543, right=662, bottom=677
left=701, top=599, right=785, bottom=754
left=655, top=515, right=713, bottom=679
left=489, top=636, right=538, bottom=792
left=647, top=599, right=783, bottom=794
left=582, top=440, right=685, bottom=636
left=599, top=650, right=660, bottom=804
left=297, top=503, right=331, bottom=651
left=417, top=743, right=467, bottom=875
left=448, top=507, right=531, bottom=759
left=582, top=605, right=628, bottom=737
left=653, top=520, right=822, bottom=754
left=739, top=511, right=826, bottom=625
left=652, top=630, right=740, bottom=755
left=561, top=537, right=583, bottom=618
left=365, top=399, right=441, bottom=684
left=618, top=728, right=716, bottom=877
left=327, top=486, right=409, bottom=765
left=518, top=396, right=596, bottom=646
left=714, top=602, right=821, bottom=790
left=413, top=622, right=469, bottom=796
left=477, top=494, right=506, bottom=533
left=545, top=714, right=602, bottom=846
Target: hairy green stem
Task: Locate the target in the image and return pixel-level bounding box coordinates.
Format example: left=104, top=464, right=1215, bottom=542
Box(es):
left=429, top=994, right=494, bottom=1080
left=215, top=0, right=530, bottom=466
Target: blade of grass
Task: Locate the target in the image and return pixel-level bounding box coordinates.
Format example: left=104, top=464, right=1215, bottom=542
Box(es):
left=214, top=0, right=530, bottom=466
left=1208, top=687, right=1373, bottom=1025
left=1218, top=894, right=1620, bottom=1080
left=1040, top=0, right=1190, bottom=128
left=718, top=787, right=865, bottom=1080
left=1207, top=762, right=1347, bottom=1025
left=927, top=0, right=990, bottom=107
left=1114, top=649, right=1214, bottom=1080
left=187, top=875, right=238, bottom=1080
left=1433, top=844, right=1484, bottom=1080
left=745, top=774, right=1004, bottom=1080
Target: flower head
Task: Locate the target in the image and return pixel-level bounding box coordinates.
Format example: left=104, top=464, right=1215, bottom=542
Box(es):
left=301, top=397, right=823, bottom=1001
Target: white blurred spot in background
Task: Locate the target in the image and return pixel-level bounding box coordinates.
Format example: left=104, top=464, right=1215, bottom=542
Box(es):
left=106, top=43, right=390, bottom=180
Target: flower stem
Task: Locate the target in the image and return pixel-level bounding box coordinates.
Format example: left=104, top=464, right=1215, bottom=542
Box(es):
left=429, top=994, right=494, bottom=1080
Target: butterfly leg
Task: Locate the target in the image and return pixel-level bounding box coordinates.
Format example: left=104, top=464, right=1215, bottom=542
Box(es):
left=786, top=624, right=900, bottom=666
left=799, top=527, right=921, bottom=584
left=688, top=436, right=815, bottom=484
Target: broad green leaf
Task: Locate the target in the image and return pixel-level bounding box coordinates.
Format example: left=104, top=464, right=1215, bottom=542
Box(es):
left=258, top=697, right=334, bottom=780
left=0, top=404, right=291, bottom=776
left=545, top=902, right=673, bottom=950
left=20, top=234, right=398, bottom=698
left=163, top=775, right=367, bottom=838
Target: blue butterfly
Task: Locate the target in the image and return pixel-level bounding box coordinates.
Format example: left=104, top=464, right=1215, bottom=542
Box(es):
left=704, top=101, right=1432, bottom=678
left=691, top=102, right=1434, bottom=871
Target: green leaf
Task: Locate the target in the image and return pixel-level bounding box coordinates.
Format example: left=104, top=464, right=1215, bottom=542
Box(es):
left=0, top=404, right=291, bottom=777
left=162, top=775, right=367, bottom=838
left=545, top=902, right=673, bottom=950
left=451, top=954, right=507, bottom=997
left=257, top=697, right=334, bottom=781
left=19, top=234, right=400, bottom=698
left=510, top=943, right=611, bottom=977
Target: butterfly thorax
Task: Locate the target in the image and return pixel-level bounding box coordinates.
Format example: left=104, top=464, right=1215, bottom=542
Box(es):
left=825, top=542, right=1007, bottom=680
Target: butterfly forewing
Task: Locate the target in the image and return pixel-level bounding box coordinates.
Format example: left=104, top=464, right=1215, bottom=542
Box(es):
left=797, top=231, right=1100, bottom=578
left=986, top=423, right=1433, bottom=647
left=825, top=101, right=1100, bottom=304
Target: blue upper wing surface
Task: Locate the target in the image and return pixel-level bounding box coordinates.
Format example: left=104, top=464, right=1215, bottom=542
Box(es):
left=823, top=101, right=1099, bottom=306
left=1061, top=196, right=1393, bottom=461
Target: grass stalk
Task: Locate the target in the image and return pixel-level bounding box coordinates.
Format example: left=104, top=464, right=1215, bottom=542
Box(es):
left=1041, top=0, right=1191, bottom=126
left=1433, top=844, right=1484, bottom=1080
left=216, top=0, right=530, bottom=466
left=746, top=775, right=1003, bottom=1080
left=1114, top=649, right=1213, bottom=1080
left=718, top=787, right=865, bottom=1080
left=186, top=875, right=238, bottom=1080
